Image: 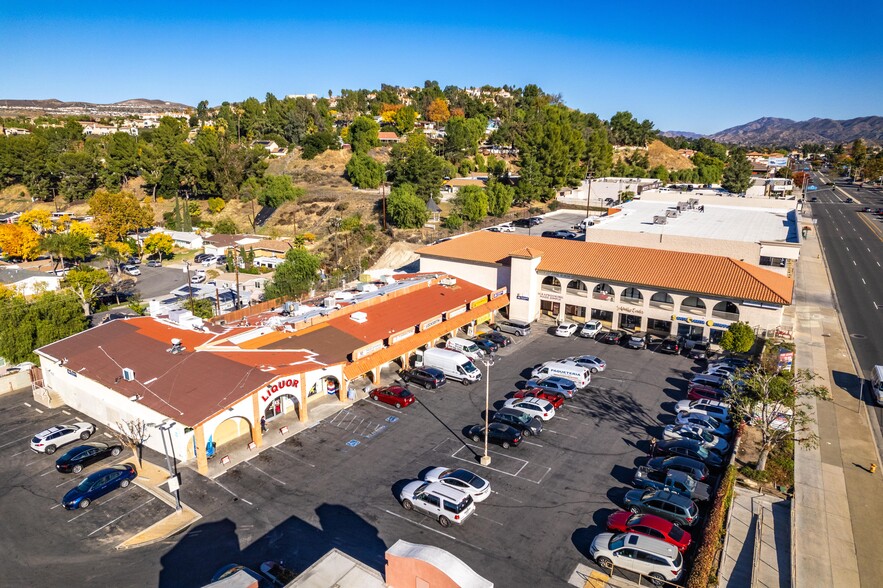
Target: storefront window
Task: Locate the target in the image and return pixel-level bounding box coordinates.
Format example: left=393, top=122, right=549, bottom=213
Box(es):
left=591, top=309, right=613, bottom=323
left=540, top=300, right=560, bottom=317
left=564, top=304, right=586, bottom=319
left=647, top=319, right=672, bottom=334
left=619, top=313, right=642, bottom=330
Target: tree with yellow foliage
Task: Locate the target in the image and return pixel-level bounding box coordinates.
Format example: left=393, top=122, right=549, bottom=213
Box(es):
left=143, top=232, right=175, bottom=261
left=68, top=220, right=95, bottom=242
left=0, top=224, right=42, bottom=260
left=89, top=189, right=154, bottom=244
left=18, top=208, right=54, bottom=235
left=427, top=98, right=451, bottom=124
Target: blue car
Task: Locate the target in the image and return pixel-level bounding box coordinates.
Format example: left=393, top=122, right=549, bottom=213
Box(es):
left=525, top=376, right=577, bottom=399
left=62, top=463, right=137, bottom=509
left=807, top=185, right=818, bottom=191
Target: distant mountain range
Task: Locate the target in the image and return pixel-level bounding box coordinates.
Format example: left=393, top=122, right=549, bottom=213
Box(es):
left=661, top=130, right=704, bottom=140
left=664, top=116, right=883, bottom=147
left=0, top=98, right=192, bottom=116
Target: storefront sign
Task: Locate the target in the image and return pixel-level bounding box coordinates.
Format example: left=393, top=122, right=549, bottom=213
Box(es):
left=470, top=295, right=488, bottom=309
left=389, top=327, right=415, bottom=345
left=491, top=287, right=508, bottom=300
left=420, top=315, right=443, bottom=331
left=516, top=294, right=530, bottom=301
left=672, top=315, right=707, bottom=325
left=617, top=305, right=643, bottom=314
left=353, top=340, right=384, bottom=360
left=446, top=305, right=466, bottom=319
left=261, top=376, right=301, bottom=402
left=706, top=320, right=730, bottom=328
left=538, top=291, right=563, bottom=302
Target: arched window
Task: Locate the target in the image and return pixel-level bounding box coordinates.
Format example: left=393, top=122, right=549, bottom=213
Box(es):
left=593, top=283, right=614, bottom=301
left=620, top=287, right=644, bottom=305
left=649, top=291, right=674, bottom=310
left=681, top=296, right=707, bottom=315
left=566, top=279, right=588, bottom=296
left=712, top=301, right=740, bottom=321
left=541, top=276, right=561, bottom=292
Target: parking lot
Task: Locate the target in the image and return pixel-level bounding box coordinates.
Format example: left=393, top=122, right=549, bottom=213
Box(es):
left=492, top=210, right=591, bottom=238
left=0, top=394, right=174, bottom=571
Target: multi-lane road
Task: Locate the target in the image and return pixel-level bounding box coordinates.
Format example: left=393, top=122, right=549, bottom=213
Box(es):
left=807, top=172, right=883, bottom=429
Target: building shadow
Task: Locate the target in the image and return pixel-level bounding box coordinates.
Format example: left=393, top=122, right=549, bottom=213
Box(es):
left=159, top=503, right=388, bottom=587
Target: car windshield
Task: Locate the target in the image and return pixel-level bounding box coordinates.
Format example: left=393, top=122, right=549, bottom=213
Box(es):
left=695, top=446, right=709, bottom=459
left=668, top=525, right=685, bottom=542
left=674, top=551, right=683, bottom=567
left=462, top=362, right=477, bottom=373
left=76, top=477, right=96, bottom=491
left=699, top=430, right=713, bottom=442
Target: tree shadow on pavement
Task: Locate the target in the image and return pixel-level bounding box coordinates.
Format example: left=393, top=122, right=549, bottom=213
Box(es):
left=577, top=388, right=661, bottom=438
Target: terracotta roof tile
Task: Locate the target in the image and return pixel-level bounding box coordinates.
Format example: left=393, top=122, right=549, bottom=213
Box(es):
left=418, top=232, right=793, bottom=305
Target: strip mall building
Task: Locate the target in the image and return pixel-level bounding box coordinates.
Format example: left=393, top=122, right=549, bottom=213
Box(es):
left=417, top=231, right=794, bottom=342
left=36, top=274, right=508, bottom=475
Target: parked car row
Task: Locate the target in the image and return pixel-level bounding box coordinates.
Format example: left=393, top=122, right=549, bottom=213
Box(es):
left=398, top=467, right=492, bottom=527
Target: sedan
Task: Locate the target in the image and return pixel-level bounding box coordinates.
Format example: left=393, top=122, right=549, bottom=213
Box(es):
left=606, top=511, right=692, bottom=553
left=121, top=264, right=141, bottom=276
left=675, top=412, right=732, bottom=438
left=626, top=334, right=646, bottom=349
left=56, top=441, right=123, bottom=474
left=554, top=322, right=579, bottom=337
left=423, top=467, right=491, bottom=502
left=512, top=387, right=565, bottom=409
left=146, top=259, right=163, bottom=268
left=565, top=355, right=606, bottom=373
left=471, top=338, right=498, bottom=354
left=31, top=422, right=96, bottom=454
left=646, top=456, right=711, bottom=483
left=651, top=439, right=724, bottom=469
left=61, top=463, right=137, bottom=509
left=579, top=320, right=603, bottom=338
left=663, top=424, right=730, bottom=454
left=193, top=253, right=213, bottom=263
left=476, top=331, right=511, bottom=348
left=674, top=399, right=731, bottom=423
left=370, top=385, right=415, bottom=409
left=503, top=397, right=556, bottom=421
left=526, top=376, right=577, bottom=399
left=467, top=423, right=522, bottom=449
left=597, top=330, right=625, bottom=345
left=400, top=367, right=446, bottom=389
left=200, top=254, right=218, bottom=266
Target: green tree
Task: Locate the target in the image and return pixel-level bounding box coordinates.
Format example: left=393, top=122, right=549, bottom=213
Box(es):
left=41, top=232, right=91, bottom=269
left=394, top=106, right=417, bottom=135
left=850, top=139, right=868, bottom=178
left=584, top=127, right=613, bottom=177
left=55, top=151, right=99, bottom=202
left=258, top=175, right=304, bottom=207
left=207, top=197, right=226, bottom=214
left=454, top=186, right=488, bottom=223
left=264, top=247, right=322, bottom=300
left=345, top=153, right=384, bottom=189
left=443, top=213, right=463, bottom=230
left=486, top=179, right=515, bottom=216
left=143, top=232, right=174, bottom=261
left=63, top=266, right=111, bottom=315
left=190, top=297, right=215, bottom=319
left=719, top=321, right=755, bottom=353
left=214, top=218, right=238, bottom=234
left=442, top=116, right=486, bottom=162
left=515, top=105, right=586, bottom=203
left=348, top=116, right=381, bottom=154
left=386, top=134, right=449, bottom=201
left=722, top=150, right=753, bottom=194
left=387, top=184, right=429, bottom=228
left=0, top=289, right=89, bottom=363
left=301, top=131, right=339, bottom=159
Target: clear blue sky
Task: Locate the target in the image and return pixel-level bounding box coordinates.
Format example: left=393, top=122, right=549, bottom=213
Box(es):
left=2, top=0, right=881, bottom=134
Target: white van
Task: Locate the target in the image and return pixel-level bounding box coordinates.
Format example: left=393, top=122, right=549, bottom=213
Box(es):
left=417, top=348, right=482, bottom=385
left=871, top=365, right=883, bottom=405
left=445, top=337, right=485, bottom=361
left=530, top=361, right=591, bottom=388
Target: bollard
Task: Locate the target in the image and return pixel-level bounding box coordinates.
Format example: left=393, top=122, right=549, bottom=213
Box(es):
left=871, top=463, right=877, bottom=474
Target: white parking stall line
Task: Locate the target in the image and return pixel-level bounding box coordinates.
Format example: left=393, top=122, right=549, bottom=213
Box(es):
left=23, top=402, right=32, bottom=408
left=40, top=469, right=56, bottom=477
left=49, top=503, right=62, bottom=510
left=270, top=446, right=315, bottom=468
left=25, top=458, right=47, bottom=467
left=473, top=513, right=504, bottom=526
left=0, top=434, right=41, bottom=450
left=545, top=429, right=579, bottom=439
left=87, top=497, right=156, bottom=537
left=211, top=478, right=254, bottom=506
left=245, top=461, right=287, bottom=485
left=367, top=401, right=402, bottom=414
left=490, top=490, right=523, bottom=504
left=608, top=369, right=633, bottom=374
left=57, top=476, right=85, bottom=488
left=34, top=408, right=44, bottom=414
left=10, top=449, right=30, bottom=457
left=555, top=416, right=570, bottom=421
left=534, top=467, right=552, bottom=484
left=62, top=410, right=71, bottom=415
left=522, top=440, right=543, bottom=447
left=381, top=509, right=483, bottom=551
left=862, top=278, right=867, bottom=285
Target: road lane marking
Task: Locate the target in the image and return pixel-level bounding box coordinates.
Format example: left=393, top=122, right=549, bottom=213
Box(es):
left=522, top=440, right=543, bottom=447
left=62, top=410, right=70, bottom=415
left=853, top=260, right=857, bottom=266
left=546, top=429, right=579, bottom=439
left=366, top=400, right=403, bottom=414
left=862, top=278, right=866, bottom=285
left=87, top=497, right=156, bottom=537
left=875, top=302, right=879, bottom=310
left=34, top=408, right=43, bottom=414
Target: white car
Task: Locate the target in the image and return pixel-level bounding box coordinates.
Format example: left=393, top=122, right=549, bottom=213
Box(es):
left=30, top=422, right=96, bottom=454
left=496, top=223, right=515, bottom=232
left=564, top=355, right=606, bottom=373
left=121, top=264, right=141, bottom=276
left=703, top=365, right=737, bottom=379
left=201, top=255, right=218, bottom=266
left=674, top=399, right=731, bottom=423
left=423, top=467, right=491, bottom=502
left=676, top=411, right=732, bottom=437
left=663, top=424, right=730, bottom=454
left=503, top=397, right=556, bottom=421
left=591, top=533, right=683, bottom=584
left=190, top=271, right=207, bottom=284
left=554, top=322, right=579, bottom=337
left=6, top=361, right=36, bottom=374
left=579, top=320, right=602, bottom=338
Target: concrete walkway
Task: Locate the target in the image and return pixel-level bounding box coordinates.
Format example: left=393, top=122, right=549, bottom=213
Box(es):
left=719, top=488, right=790, bottom=587
left=790, top=204, right=883, bottom=587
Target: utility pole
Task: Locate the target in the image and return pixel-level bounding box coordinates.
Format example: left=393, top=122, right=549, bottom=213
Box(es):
left=183, top=260, right=195, bottom=313
left=382, top=182, right=387, bottom=231
left=233, top=247, right=241, bottom=310
left=584, top=162, right=593, bottom=220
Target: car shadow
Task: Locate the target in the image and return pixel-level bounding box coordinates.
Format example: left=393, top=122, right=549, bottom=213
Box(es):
left=390, top=478, right=413, bottom=502
left=657, top=410, right=677, bottom=425
left=572, top=526, right=604, bottom=561
left=606, top=487, right=630, bottom=508
left=610, top=464, right=635, bottom=486
left=660, top=401, right=678, bottom=415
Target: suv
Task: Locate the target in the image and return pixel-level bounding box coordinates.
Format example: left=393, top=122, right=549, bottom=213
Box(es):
left=657, top=338, right=680, bottom=354
left=399, top=481, right=476, bottom=527
left=688, top=342, right=709, bottom=360
left=31, top=422, right=96, bottom=454
left=400, top=367, right=446, bottom=389
left=674, top=399, right=731, bottom=423
left=623, top=489, right=700, bottom=527
left=492, top=407, right=543, bottom=436
left=494, top=320, right=531, bottom=337
left=591, top=532, right=684, bottom=585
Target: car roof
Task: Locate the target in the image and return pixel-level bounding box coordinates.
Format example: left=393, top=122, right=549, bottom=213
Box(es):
left=620, top=532, right=679, bottom=558
left=645, top=489, right=694, bottom=506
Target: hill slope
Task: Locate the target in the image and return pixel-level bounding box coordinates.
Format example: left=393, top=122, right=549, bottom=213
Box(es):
left=710, top=116, right=883, bottom=146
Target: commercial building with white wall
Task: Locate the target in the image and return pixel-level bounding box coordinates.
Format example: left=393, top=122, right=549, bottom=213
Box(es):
left=418, top=232, right=793, bottom=343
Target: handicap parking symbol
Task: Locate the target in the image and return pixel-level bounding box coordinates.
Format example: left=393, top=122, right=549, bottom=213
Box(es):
left=386, top=416, right=399, bottom=423
left=346, top=439, right=360, bottom=447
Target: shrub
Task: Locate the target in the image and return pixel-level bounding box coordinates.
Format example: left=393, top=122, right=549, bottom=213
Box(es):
left=687, top=464, right=738, bottom=588
left=443, top=213, right=463, bottom=230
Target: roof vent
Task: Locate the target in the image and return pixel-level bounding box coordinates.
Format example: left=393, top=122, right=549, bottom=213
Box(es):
left=440, top=277, right=457, bottom=287
left=350, top=311, right=368, bottom=324
left=666, top=209, right=679, bottom=218
left=122, top=367, right=135, bottom=381
left=167, top=339, right=186, bottom=354
left=653, top=215, right=668, bottom=225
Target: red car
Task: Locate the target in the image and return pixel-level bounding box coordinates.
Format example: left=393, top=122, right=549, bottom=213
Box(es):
left=512, top=388, right=565, bottom=409
left=370, top=385, right=415, bottom=409
left=606, top=511, right=692, bottom=553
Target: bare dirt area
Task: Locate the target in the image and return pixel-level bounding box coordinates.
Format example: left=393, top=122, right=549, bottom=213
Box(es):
left=734, top=425, right=794, bottom=495
left=368, top=241, right=421, bottom=272
left=614, top=139, right=694, bottom=171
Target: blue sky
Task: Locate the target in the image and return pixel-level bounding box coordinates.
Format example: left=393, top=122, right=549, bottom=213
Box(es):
left=2, top=1, right=881, bottom=134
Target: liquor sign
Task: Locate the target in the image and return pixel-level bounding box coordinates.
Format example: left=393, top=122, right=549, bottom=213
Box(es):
left=261, top=376, right=301, bottom=403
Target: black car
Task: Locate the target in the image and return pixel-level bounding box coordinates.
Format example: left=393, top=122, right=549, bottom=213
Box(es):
left=477, top=331, right=511, bottom=348
left=193, top=253, right=212, bottom=263
left=651, top=439, right=724, bottom=469
left=646, top=455, right=711, bottom=482
left=597, top=330, right=625, bottom=345
left=400, top=367, right=446, bottom=389
left=512, top=218, right=532, bottom=228
left=471, top=338, right=499, bottom=354
left=688, top=342, right=709, bottom=360
left=56, top=441, right=124, bottom=474
left=657, top=338, right=680, bottom=354
left=215, top=255, right=228, bottom=266
left=467, top=422, right=522, bottom=448
left=492, top=407, right=543, bottom=436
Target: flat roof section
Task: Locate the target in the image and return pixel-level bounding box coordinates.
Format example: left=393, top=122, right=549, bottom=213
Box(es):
left=593, top=200, right=799, bottom=244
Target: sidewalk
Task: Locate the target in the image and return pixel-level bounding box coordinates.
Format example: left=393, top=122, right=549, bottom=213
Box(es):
left=791, top=207, right=883, bottom=588
left=718, top=488, right=790, bottom=587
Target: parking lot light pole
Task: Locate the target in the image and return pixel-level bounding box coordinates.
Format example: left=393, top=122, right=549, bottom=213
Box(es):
left=480, top=356, right=494, bottom=466
left=150, top=421, right=182, bottom=511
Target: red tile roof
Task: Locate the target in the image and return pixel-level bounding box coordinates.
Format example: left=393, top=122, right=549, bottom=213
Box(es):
left=417, top=232, right=793, bottom=305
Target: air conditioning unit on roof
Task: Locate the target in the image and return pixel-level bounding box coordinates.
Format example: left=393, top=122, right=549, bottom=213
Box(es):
left=350, top=311, right=367, bottom=324
left=122, top=367, right=135, bottom=381
left=440, top=277, right=457, bottom=286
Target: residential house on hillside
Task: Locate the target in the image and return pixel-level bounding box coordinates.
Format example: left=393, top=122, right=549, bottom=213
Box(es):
left=251, top=140, right=288, bottom=157
left=0, top=268, right=61, bottom=297
left=378, top=131, right=401, bottom=144
left=148, top=229, right=204, bottom=250
left=3, top=127, right=31, bottom=136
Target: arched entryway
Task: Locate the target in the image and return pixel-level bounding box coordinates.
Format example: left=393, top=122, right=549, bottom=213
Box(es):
left=201, top=416, right=253, bottom=458
left=265, top=394, right=300, bottom=422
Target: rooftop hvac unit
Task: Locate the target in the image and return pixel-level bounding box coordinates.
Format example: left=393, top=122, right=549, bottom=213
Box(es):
left=677, top=201, right=689, bottom=211
left=666, top=209, right=679, bottom=218
left=122, top=367, right=135, bottom=381
left=323, top=297, right=336, bottom=308
left=350, top=311, right=368, bottom=324
left=688, top=198, right=700, bottom=206
left=168, top=339, right=185, bottom=354
left=440, top=277, right=457, bottom=287
left=653, top=216, right=668, bottom=225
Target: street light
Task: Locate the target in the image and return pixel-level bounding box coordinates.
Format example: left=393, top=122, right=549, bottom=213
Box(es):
left=182, top=261, right=195, bottom=313
left=148, top=421, right=182, bottom=512
left=479, top=355, right=494, bottom=466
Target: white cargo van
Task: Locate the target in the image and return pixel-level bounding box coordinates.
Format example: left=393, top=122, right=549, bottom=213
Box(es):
left=417, top=348, right=482, bottom=385
left=445, top=337, right=485, bottom=361
left=871, top=365, right=883, bottom=405
left=530, top=361, right=591, bottom=388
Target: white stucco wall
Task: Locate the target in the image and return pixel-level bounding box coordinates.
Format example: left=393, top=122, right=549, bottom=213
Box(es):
left=419, top=256, right=501, bottom=291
